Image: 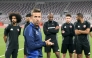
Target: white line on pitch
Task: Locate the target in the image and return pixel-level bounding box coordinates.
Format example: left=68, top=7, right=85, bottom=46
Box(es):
left=0, top=35, right=62, bottom=58
left=0, top=48, right=24, bottom=58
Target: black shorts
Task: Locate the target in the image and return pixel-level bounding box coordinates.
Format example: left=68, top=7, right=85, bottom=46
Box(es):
left=24, top=42, right=27, bottom=55
left=73, top=43, right=76, bottom=53
left=61, top=44, right=73, bottom=53
left=76, top=42, right=90, bottom=55
left=73, top=36, right=77, bottom=51
left=45, top=41, right=60, bottom=53
left=5, top=48, right=18, bottom=58
left=73, top=39, right=77, bottom=51
left=73, top=43, right=76, bottom=50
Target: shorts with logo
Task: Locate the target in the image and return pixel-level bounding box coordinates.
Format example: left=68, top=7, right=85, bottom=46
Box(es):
left=76, top=42, right=90, bottom=55
left=73, top=38, right=77, bottom=52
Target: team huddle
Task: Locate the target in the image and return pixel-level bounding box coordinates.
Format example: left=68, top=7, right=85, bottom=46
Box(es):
left=3, top=8, right=92, bottom=58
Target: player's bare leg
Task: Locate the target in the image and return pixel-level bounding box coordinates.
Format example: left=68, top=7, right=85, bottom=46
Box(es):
left=86, top=55, right=90, bottom=58
left=73, top=50, right=77, bottom=58
left=69, top=53, right=73, bottom=58
left=47, top=52, right=51, bottom=58
left=74, top=53, right=77, bottom=58
left=55, top=52, right=60, bottom=58
left=24, top=55, right=26, bottom=58
left=61, top=53, right=66, bottom=58
left=77, top=54, right=82, bottom=58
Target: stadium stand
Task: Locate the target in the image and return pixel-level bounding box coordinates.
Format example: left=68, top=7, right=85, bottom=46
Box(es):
left=66, top=1, right=92, bottom=14
left=0, top=1, right=92, bottom=25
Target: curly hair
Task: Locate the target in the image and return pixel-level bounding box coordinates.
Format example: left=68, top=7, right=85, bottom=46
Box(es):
left=9, top=13, right=22, bottom=23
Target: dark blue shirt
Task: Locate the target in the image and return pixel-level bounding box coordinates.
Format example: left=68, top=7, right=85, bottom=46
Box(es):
left=24, top=22, right=45, bottom=58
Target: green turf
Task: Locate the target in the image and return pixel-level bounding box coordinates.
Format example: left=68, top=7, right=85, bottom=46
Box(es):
left=0, top=28, right=92, bottom=58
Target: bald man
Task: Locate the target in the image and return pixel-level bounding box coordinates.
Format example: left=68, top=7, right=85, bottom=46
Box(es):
left=43, top=13, right=60, bottom=58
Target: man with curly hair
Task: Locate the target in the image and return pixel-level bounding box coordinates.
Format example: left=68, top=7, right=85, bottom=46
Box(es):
left=3, top=13, right=22, bottom=58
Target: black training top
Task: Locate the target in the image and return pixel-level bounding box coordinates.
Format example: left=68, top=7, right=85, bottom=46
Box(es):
left=74, top=21, right=90, bottom=43
left=4, top=24, right=21, bottom=49
left=61, top=22, right=75, bottom=44
left=43, top=21, right=59, bottom=42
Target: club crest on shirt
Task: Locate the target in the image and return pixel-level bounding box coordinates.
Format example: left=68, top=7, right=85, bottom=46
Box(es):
left=83, top=25, right=86, bottom=28
left=10, top=28, right=13, bottom=31
left=78, top=26, right=80, bottom=28
left=17, top=29, right=19, bottom=31
left=70, top=25, right=72, bottom=28
left=64, top=26, right=66, bottom=28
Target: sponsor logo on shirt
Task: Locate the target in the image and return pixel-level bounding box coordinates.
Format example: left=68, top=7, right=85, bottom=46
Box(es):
left=48, top=27, right=55, bottom=29
left=10, top=28, right=13, bottom=31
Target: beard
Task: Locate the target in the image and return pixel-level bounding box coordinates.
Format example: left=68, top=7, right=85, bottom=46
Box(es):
left=35, top=23, right=39, bottom=26
left=77, top=19, right=80, bottom=22
left=12, top=21, right=16, bottom=25
left=35, top=21, right=40, bottom=28
left=49, top=19, right=53, bottom=21
left=35, top=24, right=39, bottom=28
